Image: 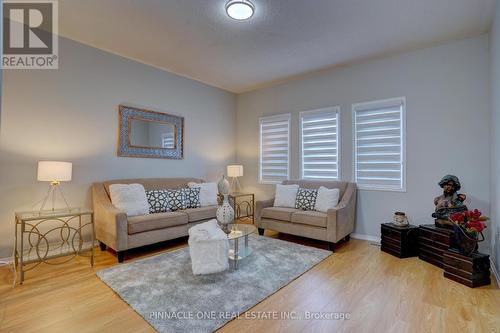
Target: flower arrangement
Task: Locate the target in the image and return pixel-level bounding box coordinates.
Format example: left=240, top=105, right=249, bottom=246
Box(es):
left=449, top=209, right=488, bottom=236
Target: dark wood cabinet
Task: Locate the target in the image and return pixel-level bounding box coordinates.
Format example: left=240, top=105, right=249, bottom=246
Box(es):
left=381, top=223, right=419, bottom=258
left=443, top=249, right=491, bottom=288
left=418, top=224, right=455, bottom=268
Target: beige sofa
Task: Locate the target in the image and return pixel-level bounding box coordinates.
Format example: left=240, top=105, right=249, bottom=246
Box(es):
left=92, top=178, right=217, bottom=262
left=255, top=180, right=356, bottom=252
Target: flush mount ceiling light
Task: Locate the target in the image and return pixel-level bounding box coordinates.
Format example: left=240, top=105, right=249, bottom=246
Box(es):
left=225, top=0, right=255, bottom=20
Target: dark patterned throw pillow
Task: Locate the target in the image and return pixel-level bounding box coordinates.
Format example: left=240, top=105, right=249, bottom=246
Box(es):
left=167, top=189, right=187, bottom=211
left=295, top=188, right=318, bottom=211
left=183, top=187, right=201, bottom=209
left=146, top=190, right=170, bottom=214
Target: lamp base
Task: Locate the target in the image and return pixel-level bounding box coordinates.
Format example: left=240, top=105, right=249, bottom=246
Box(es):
left=40, top=182, right=70, bottom=212
left=229, top=177, right=241, bottom=193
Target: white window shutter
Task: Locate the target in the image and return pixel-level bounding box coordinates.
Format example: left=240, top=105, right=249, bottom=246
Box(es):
left=259, top=114, right=290, bottom=184
left=353, top=97, right=406, bottom=191
left=300, top=107, right=340, bottom=180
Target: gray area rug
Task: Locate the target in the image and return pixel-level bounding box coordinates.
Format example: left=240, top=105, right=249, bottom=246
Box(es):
left=97, top=234, right=331, bottom=333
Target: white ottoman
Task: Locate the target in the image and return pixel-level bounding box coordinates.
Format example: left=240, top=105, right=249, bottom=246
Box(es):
left=188, top=219, right=229, bottom=275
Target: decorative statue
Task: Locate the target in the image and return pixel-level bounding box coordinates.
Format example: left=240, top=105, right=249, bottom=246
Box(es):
left=432, top=175, right=467, bottom=228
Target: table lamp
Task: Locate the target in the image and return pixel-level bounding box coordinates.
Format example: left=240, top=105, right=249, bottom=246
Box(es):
left=227, top=165, right=243, bottom=193
left=37, top=161, right=72, bottom=211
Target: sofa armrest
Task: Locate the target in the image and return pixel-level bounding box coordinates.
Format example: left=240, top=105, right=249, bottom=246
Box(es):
left=92, top=183, right=129, bottom=251
left=255, top=198, right=275, bottom=226
left=326, top=183, right=357, bottom=242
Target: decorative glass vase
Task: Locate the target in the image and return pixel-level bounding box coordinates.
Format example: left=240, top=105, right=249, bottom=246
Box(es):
left=217, top=175, right=230, bottom=195
left=216, top=194, right=234, bottom=234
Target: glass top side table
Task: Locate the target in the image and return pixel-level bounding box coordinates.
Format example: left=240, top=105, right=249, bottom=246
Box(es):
left=228, top=192, right=255, bottom=223
left=227, top=224, right=257, bottom=269
left=14, top=208, right=95, bottom=284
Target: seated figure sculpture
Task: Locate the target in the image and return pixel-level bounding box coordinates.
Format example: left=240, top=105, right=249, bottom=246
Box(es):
left=432, top=175, right=467, bottom=228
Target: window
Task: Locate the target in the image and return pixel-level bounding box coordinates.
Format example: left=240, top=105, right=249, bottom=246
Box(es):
left=353, top=97, right=406, bottom=191
left=300, top=107, right=340, bottom=180
left=259, top=114, right=290, bottom=184
left=161, top=132, right=175, bottom=148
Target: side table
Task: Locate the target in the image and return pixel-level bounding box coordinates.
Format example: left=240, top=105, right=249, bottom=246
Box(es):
left=418, top=224, right=455, bottom=268
left=443, top=249, right=491, bottom=288
left=228, top=192, right=255, bottom=223
left=381, top=223, right=419, bottom=258
left=14, top=208, right=94, bottom=284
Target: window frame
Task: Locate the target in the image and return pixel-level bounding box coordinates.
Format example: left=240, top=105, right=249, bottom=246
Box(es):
left=352, top=97, right=406, bottom=192
left=258, top=113, right=291, bottom=184
left=299, top=106, right=341, bottom=181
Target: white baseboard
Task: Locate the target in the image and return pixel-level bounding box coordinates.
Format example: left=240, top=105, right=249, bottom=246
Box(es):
left=351, top=233, right=380, bottom=243
left=0, top=257, right=13, bottom=266
left=0, top=241, right=96, bottom=267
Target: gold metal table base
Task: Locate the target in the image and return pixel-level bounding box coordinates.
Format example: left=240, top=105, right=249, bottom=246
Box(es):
left=14, top=208, right=95, bottom=284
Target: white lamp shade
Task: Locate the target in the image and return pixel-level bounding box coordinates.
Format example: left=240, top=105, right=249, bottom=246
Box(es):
left=37, top=161, right=72, bottom=182
left=227, top=165, right=243, bottom=178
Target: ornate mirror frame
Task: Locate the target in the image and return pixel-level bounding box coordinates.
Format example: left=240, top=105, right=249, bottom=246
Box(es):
left=118, top=105, right=184, bottom=159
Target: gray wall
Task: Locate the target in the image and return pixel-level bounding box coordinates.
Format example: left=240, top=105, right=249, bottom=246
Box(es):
left=490, top=0, right=500, bottom=277
left=0, top=37, right=236, bottom=258
left=236, top=35, right=491, bottom=242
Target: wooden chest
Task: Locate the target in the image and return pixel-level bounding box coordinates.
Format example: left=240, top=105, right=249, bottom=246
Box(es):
left=381, top=223, right=419, bottom=258
left=443, top=249, right=491, bottom=288
left=418, top=224, right=455, bottom=268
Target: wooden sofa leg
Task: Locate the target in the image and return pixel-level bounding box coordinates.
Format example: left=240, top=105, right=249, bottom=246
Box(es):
left=345, top=235, right=350, bottom=242
left=117, top=251, right=125, bottom=263
left=328, top=242, right=335, bottom=252
left=258, top=228, right=265, bottom=236
left=99, top=241, right=107, bottom=251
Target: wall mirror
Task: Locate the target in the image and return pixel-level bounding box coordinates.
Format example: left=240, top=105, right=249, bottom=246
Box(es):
left=118, top=105, right=184, bottom=159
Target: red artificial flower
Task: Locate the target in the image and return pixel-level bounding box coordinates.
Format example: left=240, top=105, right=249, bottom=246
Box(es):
left=466, top=220, right=486, bottom=233
left=450, top=212, right=464, bottom=223
left=470, top=209, right=482, bottom=219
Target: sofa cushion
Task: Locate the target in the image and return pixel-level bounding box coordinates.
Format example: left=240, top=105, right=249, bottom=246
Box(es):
left=261, top=207, right=298, bottom=222
left=128, top=211, right=188, bottom=234
left=295, top=188, right=318, bottom=211
left=109, top=183, right=149, bottom=217
left=291, top=211, right=327, bottom=228
left=146, top=189, right=170, bottom=214
left=184, top=206, right=217, bottom=222
left=183, top=187, right=201, bottom=208
left=167, top=189, right=187, bottom=211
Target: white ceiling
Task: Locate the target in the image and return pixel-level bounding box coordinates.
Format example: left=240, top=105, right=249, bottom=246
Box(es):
left=59, top=0, right=495, bottom=93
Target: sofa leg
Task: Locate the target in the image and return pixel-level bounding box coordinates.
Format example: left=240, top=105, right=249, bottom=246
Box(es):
left=99, top=241, right=107, bottom=251
left=328, top=242, right=335, bottom=252
left=345, top=235, right=350, bottom=242
left=258, top=228, right=264, bottom=236
left=117, top=251, right=125, bottom=263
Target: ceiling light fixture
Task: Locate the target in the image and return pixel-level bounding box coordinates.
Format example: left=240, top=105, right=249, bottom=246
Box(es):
left=225, top=0, right=255, bottom=20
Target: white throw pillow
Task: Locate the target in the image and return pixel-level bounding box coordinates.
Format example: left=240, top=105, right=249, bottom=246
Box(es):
left=274, top=184, right=299, bottom=208
left=314, top=186, right=340, bottom=212
left=109, top=184, right=149, bottom=216
left=188, top=182, right=218, bottom=206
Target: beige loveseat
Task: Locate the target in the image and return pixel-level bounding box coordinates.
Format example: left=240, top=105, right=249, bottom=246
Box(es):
left=255, top=180, right=356, bottom=252
left=92, top=178, right=217, bottom=262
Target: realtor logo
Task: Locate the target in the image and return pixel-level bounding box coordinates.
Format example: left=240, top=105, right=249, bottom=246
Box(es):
left=3, top=0, right=58, bottom=69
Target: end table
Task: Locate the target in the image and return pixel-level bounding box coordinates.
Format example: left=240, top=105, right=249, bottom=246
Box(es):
left=228, top=192, right=255, bottom=223
left=381, top=223, right=419, bottom=258
left=14, top=208, right=94, bottom=284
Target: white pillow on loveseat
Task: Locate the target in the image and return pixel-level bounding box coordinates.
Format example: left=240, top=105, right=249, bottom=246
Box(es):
left=274, top=184, right=299, bottom=208
left=188, top=182, right=218, bottom=206
left=314, top=186, right=340, bottom=212
left=109, top=183, right=149, bottom=216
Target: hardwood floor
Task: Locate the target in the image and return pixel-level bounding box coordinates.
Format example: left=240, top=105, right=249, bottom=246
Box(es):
left=0, top=229, right=498, bottom=333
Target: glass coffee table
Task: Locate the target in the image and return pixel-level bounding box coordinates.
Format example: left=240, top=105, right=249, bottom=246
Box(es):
left=227, top=224, right=257, bottom=269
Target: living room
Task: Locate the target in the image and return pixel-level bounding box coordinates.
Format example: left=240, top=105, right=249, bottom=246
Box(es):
left=1, top=0, right=499, bottom=332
